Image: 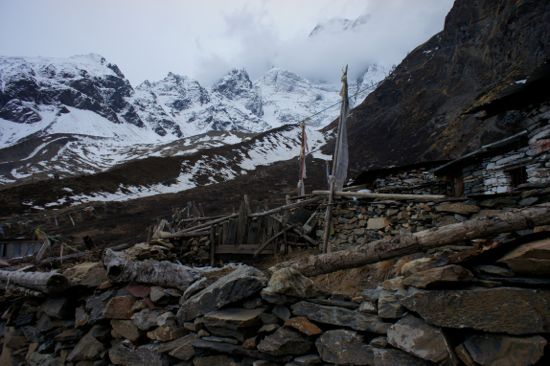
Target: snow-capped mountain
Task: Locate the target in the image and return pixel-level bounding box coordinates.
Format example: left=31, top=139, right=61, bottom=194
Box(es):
left=0, top=52, right=388, bottom=186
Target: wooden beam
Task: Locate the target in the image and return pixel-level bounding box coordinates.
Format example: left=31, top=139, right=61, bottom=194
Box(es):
left=312, top=190, right=445, bottom=201
left=270, top=203, right=550, bottom=277
left=249, top=197, right=321, bottom=218
left=154, top=230, right=209, bottom=239
left=0, top=270, right=69, bottom=294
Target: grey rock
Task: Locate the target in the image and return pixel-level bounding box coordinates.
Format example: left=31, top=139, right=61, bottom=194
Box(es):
left=257, top=327, right=312, bottom=356
left=402, top=264, right=473, bottom=289
left=193, top=355, right=239, bottom=366
left=67, top=333, right=105, bottom=362
left=401, top=288, right=550, bottom=335
left=463, top=334, right=547, bottom=366
left=377, top=290, right=406, bottom=319
left=193, top=339, right=292, bottom=363
left=292, top=354, right=322, bottom=365
left=177, top=265, right=267, bottom=322
left=272, top=305, right=291, bottom=321
left=132, top=309, right=161, bottom=331
left=372, top=348, right=430, bottom=366
left=358, top=300, right=377, bottom=314
left=292, top=301, right=390, bottom=334
left=262, top=267, right=317, bottom=299
left=109, top=342, right=169, bottom=366
left=370, top=336, right=388, bottom=348
left=315, top=329, right=373, bottom=365
left=387, top=314, right=448, bottom=362
left=41, top=298, right=71, bottom=319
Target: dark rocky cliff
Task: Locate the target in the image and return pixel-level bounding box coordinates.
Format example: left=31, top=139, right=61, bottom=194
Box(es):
left=337, top=0, right=550, bottom=175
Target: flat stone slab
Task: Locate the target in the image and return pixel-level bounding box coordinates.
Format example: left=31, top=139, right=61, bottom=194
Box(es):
left=202, top=307, right=264, bottom=330
left=257, top=327, right=312, bottom=356
left=402, top=265, right=473, bottom=289
left=463, top=334, right=547, bottom=366
left=177, top=265, right=267, bottom=322
left=291, top=301, right=390, bottom=334
left=498, top=238, right=550, bottom=276
left=387, top=314, right=448, bottom=362
left=401, top=288, right=550, bottom=335
left=315, top=329, right=373, bottom=365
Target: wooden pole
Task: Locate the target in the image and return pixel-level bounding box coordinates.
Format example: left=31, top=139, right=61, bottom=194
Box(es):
left=270, top=203, right=550, bottom=277
left=322, top=66, right=349, bottom=253
left=312, top=190, right=446, bottom=201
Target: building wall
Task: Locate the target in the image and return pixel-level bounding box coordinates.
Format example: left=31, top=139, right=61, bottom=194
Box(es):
left=463, top=109, right=550, bottom=196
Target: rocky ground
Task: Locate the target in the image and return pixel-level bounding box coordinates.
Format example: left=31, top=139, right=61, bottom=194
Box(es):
left=0, top=194, right=549, bottom=365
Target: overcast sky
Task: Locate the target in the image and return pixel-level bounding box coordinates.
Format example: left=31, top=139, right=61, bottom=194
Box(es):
left=0, top=0, right=454, bottom=85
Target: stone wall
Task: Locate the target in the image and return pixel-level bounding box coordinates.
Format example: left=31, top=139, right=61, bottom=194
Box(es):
left=370, top=168, right=449, bottom=195
left=320, top=185, right=550, bottom=252
left=1, top=226, right=549, bottom=366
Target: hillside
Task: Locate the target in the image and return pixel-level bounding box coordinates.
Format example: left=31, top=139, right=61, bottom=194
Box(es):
left=331, top=0, right=550, bottom=175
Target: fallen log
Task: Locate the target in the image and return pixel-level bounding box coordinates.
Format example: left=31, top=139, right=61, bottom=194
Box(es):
left=270, top=203, right=550, bottom=277
left=103, top=249, right=201, bottom=290
left=0, top=270, right=69, bottom=294
left=312, top=190, right=445, bottom=201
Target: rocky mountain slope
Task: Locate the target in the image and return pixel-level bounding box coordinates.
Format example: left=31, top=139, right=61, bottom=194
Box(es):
left=334, top=0, right=550, bottom=175
left=0, top=53, right=385, bottom=185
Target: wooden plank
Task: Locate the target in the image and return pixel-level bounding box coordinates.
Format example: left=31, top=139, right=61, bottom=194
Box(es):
left=215, top=245, right=273, bottom=255
left=312, top=190, right=446, bottom=201
left=249, top=197, right=321, bottom=218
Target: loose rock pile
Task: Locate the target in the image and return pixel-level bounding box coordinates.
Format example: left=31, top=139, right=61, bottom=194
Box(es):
left=1, top=228, right=549, bottom=365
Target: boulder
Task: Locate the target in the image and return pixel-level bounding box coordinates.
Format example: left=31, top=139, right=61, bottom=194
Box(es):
left=202, top=308, right=264, bottom=330
left=41, top=298, right=71, bottom=319
left=284, top=316, right=322, bottom=336
left=132, top=309, right=161, bottom=331
left=146, top=325, right=185, bottom=342
left=63, top=262, right=108, bottom=288
left=435, top=203, right=480, bottom=215
left=315, top=329, right=373, bottom=365
left=400, top=288, right=550, bottom=335
left=103, top=296, right=136, bottom=319
left=292, top=301, right=390, bottom=334
left=358, top=300, right=377, bottom=314
left=292, top=354, right=322, bottom=365
left=377, top=290, right=406, bottom=319
left=201, top=307, right=264, bottom=341
left=111, top=320, right=140, bottom=342
left=402, top=265, right=473, bottom=289
left=262, top=267, right=317, bottom=298
left=193, top=339, right=292, bottom=363
left=67, top=333, right=105, bottom=362
left=257, top=327, right=312, bottom=356
left=367, top=217, right=390, bottom=230
left=387, top=315, right=448, bottom=362
left=109, top=342, right=168, bottom=366
left=193, top=355, right=239, bottom=366
left=177, top=265, right=267, bottom=322
left=258, top=328, right=312, bottom=356
left=498, top=238, right=550, bottom=276
left=372, top=348, right=430, bottom=366
left=462, top=334, right=547, bottom=366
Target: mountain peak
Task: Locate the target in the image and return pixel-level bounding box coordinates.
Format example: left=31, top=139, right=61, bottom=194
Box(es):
left=212, top=68, right=253, bottom=99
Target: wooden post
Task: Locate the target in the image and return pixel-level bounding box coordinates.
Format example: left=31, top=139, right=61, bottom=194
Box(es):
left=321, top=66, right=349, bottom=254
left=210, top=225, right=216, bottom=266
